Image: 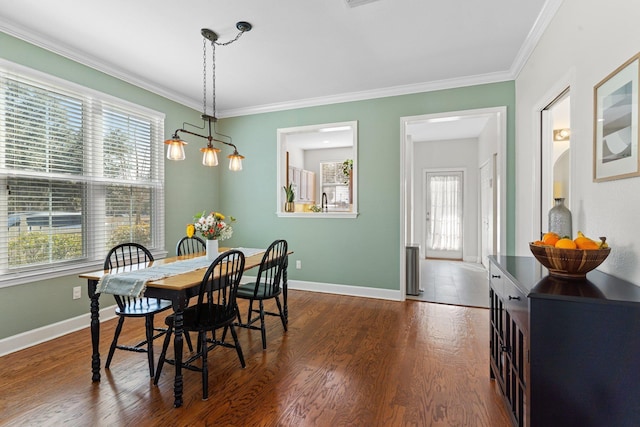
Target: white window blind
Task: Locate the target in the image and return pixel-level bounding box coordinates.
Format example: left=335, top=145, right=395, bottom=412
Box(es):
left=0, top=61, right=165, bottom=286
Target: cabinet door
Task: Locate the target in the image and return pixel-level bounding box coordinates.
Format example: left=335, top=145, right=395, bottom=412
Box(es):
left=504, top=311, right=527, bottom=427
left=490, top=286, right=504, bottom=384
left=300, top=170, right=307, bottom=200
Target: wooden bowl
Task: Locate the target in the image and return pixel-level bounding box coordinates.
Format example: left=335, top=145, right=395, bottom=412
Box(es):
left=529, top=243, right=611, bottom=279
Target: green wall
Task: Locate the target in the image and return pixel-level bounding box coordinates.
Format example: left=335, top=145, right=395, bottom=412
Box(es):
left=0, top=32, right=216, bottom=339
left=0, top=31, right=515, bottom=340
left=218, top=85, right=516, bottom=290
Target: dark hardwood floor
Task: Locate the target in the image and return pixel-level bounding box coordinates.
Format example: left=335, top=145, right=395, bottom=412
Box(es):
left=0, top=290, right=511, bottom=426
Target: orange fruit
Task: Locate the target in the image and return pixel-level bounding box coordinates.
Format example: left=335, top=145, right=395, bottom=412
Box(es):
left=532, top=240, right=545, bottom=246
left=575, top=237, right=599, bottom=250
left=542, top=232, right=560, bottom=246
left=555, top=238, right=577, bottom=249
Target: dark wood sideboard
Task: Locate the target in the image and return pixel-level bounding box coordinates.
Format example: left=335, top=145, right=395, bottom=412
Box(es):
left=489, top=255, right=640, bottom=427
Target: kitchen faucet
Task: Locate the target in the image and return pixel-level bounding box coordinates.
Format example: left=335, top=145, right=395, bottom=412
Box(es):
left=321, top=192, right=328, bottom=212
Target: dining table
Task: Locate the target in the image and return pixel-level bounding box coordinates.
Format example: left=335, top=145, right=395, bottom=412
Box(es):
left=79, top=248, right=290, bottom=408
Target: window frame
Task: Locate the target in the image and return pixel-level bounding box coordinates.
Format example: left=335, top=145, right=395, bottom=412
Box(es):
left=276, top=121, right=358, bottom=218
left=0, top=59, right=166, bottom=288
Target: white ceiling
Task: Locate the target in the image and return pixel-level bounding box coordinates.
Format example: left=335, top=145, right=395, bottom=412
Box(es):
left=0, top=0, right=560, bottom=125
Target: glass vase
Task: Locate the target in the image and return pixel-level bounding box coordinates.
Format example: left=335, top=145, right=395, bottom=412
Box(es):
left=549, top=198, right=572, bottom=238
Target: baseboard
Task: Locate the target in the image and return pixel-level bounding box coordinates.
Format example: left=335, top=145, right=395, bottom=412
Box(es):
left=0, top=304, right=117, bottom=357
left=286, top=279, right=402, bottom=301
left=0, top=281, right=402, bottom=357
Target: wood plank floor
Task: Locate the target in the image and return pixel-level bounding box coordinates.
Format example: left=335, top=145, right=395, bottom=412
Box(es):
left=0, top=290, right=511, bottom=426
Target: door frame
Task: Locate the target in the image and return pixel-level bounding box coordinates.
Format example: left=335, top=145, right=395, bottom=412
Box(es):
left=400, top=106, right=507, bottom=300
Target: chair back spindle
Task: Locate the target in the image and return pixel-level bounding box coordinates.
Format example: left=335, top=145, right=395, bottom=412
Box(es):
left=176, top=236, right=206, bottom=256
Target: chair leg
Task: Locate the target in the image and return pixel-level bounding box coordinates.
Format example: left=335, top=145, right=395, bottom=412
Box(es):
left=259, top=301, right=267, bottom=350
left=246, top=299, right=254, bottom=325
left=235, top=303, right=243, bottom=325
left=200, top=331, right=209, bottom=400
left=145, top=315, right=155, bottom=377
left=153, top=325, right=173, bottom=385
left=184, top=331, right=194, bottom=352
left=275, top=296, right=288, bottom=331
left=229, top=324, right=246, bottom=368
left=105, top=316, right=125, bottom=369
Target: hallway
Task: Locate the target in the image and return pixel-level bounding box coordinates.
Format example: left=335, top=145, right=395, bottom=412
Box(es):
left=407, top=259, right=490, bottom=308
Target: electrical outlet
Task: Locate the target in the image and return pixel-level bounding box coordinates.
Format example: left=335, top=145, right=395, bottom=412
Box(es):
left=72, top=286, right=81, bottom=300
left=296, top=260, right=302, bottom=270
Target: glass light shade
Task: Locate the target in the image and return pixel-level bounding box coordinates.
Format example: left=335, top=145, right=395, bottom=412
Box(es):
left=228, top=153, right=244, bottom=171
left=201, top=146, right=221, bottom=167
left=165, top=138, right=187, bottom=161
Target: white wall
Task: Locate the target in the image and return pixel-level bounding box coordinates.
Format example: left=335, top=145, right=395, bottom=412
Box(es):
left=515, top=0, right=640, bottom=283
left=413, top=138, right=479, bottom=261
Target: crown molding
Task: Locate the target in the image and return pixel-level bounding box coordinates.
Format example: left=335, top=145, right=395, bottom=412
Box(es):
left=0, top=19, right=197, bottom=110
left=218, top=71, right=513, bottom=118
left=509, top=0, right=564, bottom=79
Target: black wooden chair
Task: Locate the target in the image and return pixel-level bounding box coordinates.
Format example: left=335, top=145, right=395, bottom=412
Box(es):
left=176, top=235, right=206, bottom=256
left=103, top=242, right=172, bottom=377
left=235, top=239, right=288, bottom=349
left=154, top=250, right=246, bottom=400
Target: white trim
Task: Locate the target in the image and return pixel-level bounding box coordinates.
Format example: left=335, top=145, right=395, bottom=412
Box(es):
left=401, top=106, right=507, bottom=301
left=528, top=69, right=575, bottom=252
left=276, top=212, right=359, bottom=219
left=277, top=121, right=358, bottom=217
left=0, top=304, right=117, bottom=357
left=221, top=72, right=513, bottom=118
left=510, top=0, right=565, bottom=80
left=287, top=280, right=402, bottom=301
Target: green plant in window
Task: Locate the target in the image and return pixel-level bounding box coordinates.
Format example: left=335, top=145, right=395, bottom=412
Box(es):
left=283, top=183, right=295, bottom=202
left=341, top=159, right=353, bottom=184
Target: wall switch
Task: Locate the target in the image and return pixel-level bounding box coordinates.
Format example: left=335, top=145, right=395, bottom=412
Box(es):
left=296, top=260, right=302, bottom=269
left=72, top=286, right=81, bottom=300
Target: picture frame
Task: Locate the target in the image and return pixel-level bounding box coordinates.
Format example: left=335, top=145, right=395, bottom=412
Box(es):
left=593, top=52, right=640, bottom=182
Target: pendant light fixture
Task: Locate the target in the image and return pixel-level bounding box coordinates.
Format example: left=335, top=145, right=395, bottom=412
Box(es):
left=165, top=21, right=252, bottom=170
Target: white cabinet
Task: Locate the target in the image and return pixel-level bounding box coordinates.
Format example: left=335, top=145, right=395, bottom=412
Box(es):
left=288, top=166, right=315, bottom=203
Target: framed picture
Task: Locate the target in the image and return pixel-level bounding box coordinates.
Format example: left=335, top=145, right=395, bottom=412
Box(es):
left=593, top=53, right=640, bottom=182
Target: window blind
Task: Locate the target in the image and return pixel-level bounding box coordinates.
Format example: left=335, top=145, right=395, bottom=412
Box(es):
left=0, top=61, right=165, bottom=285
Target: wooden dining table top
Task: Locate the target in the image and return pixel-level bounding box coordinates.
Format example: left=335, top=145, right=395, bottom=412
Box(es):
left=79, top=249, right=268, bottom=291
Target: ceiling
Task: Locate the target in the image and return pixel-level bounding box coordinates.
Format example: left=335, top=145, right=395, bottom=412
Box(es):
left=0, top=0, right=559, bottom=125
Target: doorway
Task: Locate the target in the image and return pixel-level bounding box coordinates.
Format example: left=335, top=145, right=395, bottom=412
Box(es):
left=540, top=89, right=571, bottom=233
left=424, top=170, right=463, bottom=260
left=400, top=107, right=507, bottom=301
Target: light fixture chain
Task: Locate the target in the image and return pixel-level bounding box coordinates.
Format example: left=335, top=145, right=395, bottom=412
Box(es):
left=214, top=29, right=245, bottom=47
left=202, top=38, right=208, bottom=116
left=212, top=41, right=216, bottom=118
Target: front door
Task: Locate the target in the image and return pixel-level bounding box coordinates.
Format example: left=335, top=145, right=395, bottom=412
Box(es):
left=424, top=171, right=463, bottom=260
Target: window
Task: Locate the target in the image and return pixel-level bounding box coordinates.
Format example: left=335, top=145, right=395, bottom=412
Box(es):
left=277, top=121, right=358, bottom=218
left=0, top=61, right=165, bottom=286
left=320, top=162, right=351, bottom=212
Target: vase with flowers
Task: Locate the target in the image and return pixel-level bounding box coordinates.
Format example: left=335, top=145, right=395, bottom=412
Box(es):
left=186, top=210, right=235, bottom=260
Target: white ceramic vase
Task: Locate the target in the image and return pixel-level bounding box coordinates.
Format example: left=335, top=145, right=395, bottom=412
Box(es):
left=206, top=239, right=219, bottom=261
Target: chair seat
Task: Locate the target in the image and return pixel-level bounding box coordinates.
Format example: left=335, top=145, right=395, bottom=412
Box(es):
left=115, top=299, right=173, bottom=317
left=165, top=303, right=237, bottom=331
left=237, top=282, right=281, bottom=300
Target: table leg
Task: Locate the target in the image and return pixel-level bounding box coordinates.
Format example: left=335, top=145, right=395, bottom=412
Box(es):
left=283, top=256, right=289, bottom=325
left=172, top=297, right=188, bottom=408
left=88, top=279, right=101, bottom=382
